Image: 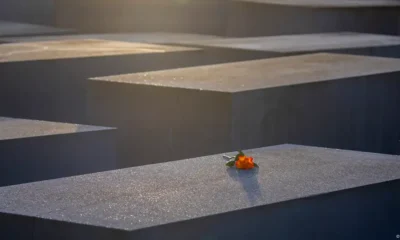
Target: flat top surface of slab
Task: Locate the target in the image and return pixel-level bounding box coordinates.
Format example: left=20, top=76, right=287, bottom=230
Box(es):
left=0, top=144, right=399, bottom=231
left=0, top=32, right=222, bottom=44
left=93, top=53, right=400, bottom=92
left=176, top=32, right=400, bottom=53
left=234, top=0, right=400, bottom=7
left=0, top=39, right=199, bottom=63
left=0, top=117, right=112, bottom=141
left=0, top=21, right=73, bottom=37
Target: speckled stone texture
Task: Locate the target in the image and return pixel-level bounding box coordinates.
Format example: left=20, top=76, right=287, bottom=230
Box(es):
left=0, top=21, right=73, bottom=38
left=87, top=53, right=400, bottom=167
left=0, top=117, right=116, bottom=187
left=0, top=39, right=273, bottom=124
left=0, top=145, right=399, bottom=240
left=170, top=32, right=400, bottom=58
left=227, top=0, right=400, bottom=37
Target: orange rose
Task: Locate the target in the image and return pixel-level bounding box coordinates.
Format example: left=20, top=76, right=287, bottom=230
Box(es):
left=235, top=155, right=255, bottom=170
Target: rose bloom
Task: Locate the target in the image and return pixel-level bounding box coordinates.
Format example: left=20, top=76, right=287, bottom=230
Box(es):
left=235, top=155, right=255, bottom=170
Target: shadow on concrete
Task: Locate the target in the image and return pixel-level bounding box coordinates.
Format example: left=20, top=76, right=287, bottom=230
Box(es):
left=226, top=167, right=262, bottom=205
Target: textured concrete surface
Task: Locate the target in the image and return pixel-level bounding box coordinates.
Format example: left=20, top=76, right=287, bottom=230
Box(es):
left=227, top=0, right=400, bottom=36
left=0, top=117, right=108, bottom=140
left=0, top=32, right=223, bottom=44
left=0, top=117, right=116, bottom=187
left=94, top=53, right=400, bottom=92
left=88, top=53, right=400, bottom=167
left=0, top=39, right=273, bottom=123
left=0, top=145, right=399, bottom=239
left=0, top=39, right=197, bottom=63
left=0, top=21, right=72, bottom=38
left=171, top=32, right=400, bottom=57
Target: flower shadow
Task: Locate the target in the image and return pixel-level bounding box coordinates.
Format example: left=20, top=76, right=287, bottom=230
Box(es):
left=226, top=167, right=262, bottom=205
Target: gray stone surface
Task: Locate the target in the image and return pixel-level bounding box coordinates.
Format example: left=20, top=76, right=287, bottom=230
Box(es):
left=93, top=53, right=400, bottom=92
left=0, top=117, right=116, bottom=187
left=0, top=39, right=273, bottom=123
left=171, top=32, right=400, bottom=58
left=0, top=21, right=73, bottom=38
left=1, top=145, right=399, bottom=239
left=88, top=53, right=400, bottom=167
left=227, top=0, right=400, bottom=36
left=0, top=39, right=197, bottom=63
left=0, top=32, right=223, bottom=44
left=0, top=117, right=107, bottom=140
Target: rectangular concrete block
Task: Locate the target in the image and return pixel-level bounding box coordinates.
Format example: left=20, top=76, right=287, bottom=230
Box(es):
left=88, top=53, right=400, bottom=167
left=0, top=39, right=274, bottom=123
left=227, top=0, right=400, bottom=37
left=0, top=117, right=116, bottom=187
left=173, top=32, right=400, bottom=58
left=0, top=21, right=73, bottom=38
left=1, top=145, right=399, bottom=239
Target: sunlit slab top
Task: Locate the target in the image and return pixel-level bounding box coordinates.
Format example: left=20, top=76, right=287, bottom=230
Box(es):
left=0, top=32, right=222, bottom=44
left=0, top=117, right=113, bottom=141
left=93, top=53, right=400, bottom=93
left=0, top=144, right=399, bottom=232
left=234, top=0, right=400, bottom=8
left=0, top=21, right=73, bottom=37
left=173, top=32, right=400, bottom=53
left=0, top=39, right=199, bottom=63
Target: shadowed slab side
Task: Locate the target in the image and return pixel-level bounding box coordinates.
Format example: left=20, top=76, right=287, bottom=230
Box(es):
left=53, top=0, right=400, bottom=37
left=0, top=0, right=54, bottom=25
left=234, top=0, right=400, bottom=8
left=54, top=0, right=229, bottom=35
left=0, top=21, right=74, bottom=38
left=0, top=39, right=274, bottom=123
left=87, top=53, right=400, bottom=167
left=0, top=145, right=399, bottom=239
left=227, top=0, right=400, bottom=37
left=0, top=117, right=116, bottom=187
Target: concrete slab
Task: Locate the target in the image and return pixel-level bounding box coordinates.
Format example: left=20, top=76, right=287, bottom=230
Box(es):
left=1, top=145, right=399, bottom=239
left=0, top=117, right=116, bottom=187
left=88, top=53, right=400, bottom=167
left=0, top=21, right=73, bottom=38
left=0, top=39, right=273, bottom=123
left=227, top=0, right=400, bottom=36
left=0, top=32, right=223, bottom=44
left=0, top=39, right=196, bottom=62
left=172, top=32, right=400, bottom=58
